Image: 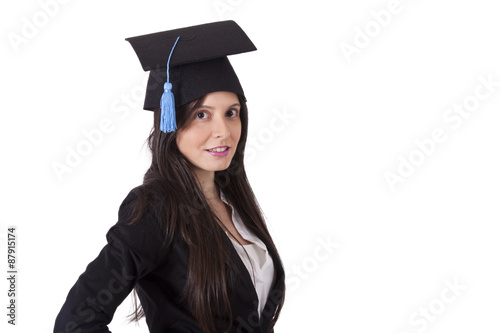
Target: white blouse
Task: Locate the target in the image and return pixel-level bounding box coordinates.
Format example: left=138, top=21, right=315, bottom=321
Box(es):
left=220, top=191, right=276, bottom=317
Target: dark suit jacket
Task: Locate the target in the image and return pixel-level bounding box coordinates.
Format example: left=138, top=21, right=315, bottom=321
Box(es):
left=54, top=187, right=284, bottom=333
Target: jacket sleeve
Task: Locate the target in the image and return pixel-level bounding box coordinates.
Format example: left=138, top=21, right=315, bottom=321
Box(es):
left=54, top=189, right=169, bottom=333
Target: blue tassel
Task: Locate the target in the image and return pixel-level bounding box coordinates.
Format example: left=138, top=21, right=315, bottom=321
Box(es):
left=159, top=36, right=181, bottom=133
left=160, top=82, right=176, bottom=132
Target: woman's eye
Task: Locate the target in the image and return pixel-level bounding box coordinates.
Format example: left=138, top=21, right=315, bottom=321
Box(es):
left=196, top=111, right=208, bottom=119
left=226, top=109, right=238, bottom=117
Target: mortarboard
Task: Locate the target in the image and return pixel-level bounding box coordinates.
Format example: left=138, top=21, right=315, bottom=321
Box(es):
left=125, top=20, right=256, bottom=133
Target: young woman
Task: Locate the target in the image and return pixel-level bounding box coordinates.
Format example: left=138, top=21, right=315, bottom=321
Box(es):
left=54, top=21, right=285, bottom=333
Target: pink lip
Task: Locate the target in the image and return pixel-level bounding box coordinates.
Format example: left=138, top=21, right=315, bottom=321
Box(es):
left=205, top=146, right=230, bottom=157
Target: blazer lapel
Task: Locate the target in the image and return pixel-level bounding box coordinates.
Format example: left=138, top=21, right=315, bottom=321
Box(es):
left=225, top=235, right=261, bottom=302
left=257, top=235, right=285, bottom=330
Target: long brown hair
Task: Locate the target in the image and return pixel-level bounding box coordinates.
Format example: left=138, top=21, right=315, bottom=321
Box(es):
left=128, top=93, right=285, bottom=332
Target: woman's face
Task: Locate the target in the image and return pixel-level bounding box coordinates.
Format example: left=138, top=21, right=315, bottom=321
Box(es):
left=176, top=91, right=242, bottom=175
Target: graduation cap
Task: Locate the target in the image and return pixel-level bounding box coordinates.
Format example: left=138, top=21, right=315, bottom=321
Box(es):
left=125, top=20, right=256, bottom=133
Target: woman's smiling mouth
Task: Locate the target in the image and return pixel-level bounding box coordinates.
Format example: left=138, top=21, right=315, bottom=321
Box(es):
left=205, top=146, right=230, bottom=156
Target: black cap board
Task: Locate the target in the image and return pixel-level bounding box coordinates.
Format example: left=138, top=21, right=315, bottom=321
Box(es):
left=125, top=20, right=256, bottom=112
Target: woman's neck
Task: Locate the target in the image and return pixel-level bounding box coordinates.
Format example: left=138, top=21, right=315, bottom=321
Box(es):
left=192, top=167, right=219, bottom=201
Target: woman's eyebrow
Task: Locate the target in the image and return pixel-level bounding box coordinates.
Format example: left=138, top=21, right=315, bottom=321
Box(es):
left=197, top=105, right=214, bottom=110
left=197, top=103, right=241, bottom=109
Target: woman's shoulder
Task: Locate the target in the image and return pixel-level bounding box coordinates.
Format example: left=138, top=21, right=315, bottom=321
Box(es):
left=108, top=184, right=169, bottom=252
left=117, top=184, right=165, bottom=223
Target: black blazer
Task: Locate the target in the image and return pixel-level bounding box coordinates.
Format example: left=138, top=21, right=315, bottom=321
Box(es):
left=54, top=187, right=285, bottom=333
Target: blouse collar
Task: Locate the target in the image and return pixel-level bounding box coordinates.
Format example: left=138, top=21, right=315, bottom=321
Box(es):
left=219, top=190, right=268, bottom=252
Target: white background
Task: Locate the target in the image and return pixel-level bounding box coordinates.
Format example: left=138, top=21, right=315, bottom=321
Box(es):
left=1, top=0, right=500, bottom=332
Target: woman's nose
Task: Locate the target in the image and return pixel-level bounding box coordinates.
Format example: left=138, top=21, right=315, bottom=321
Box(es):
left=212, top=115, right=230, bottom=138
